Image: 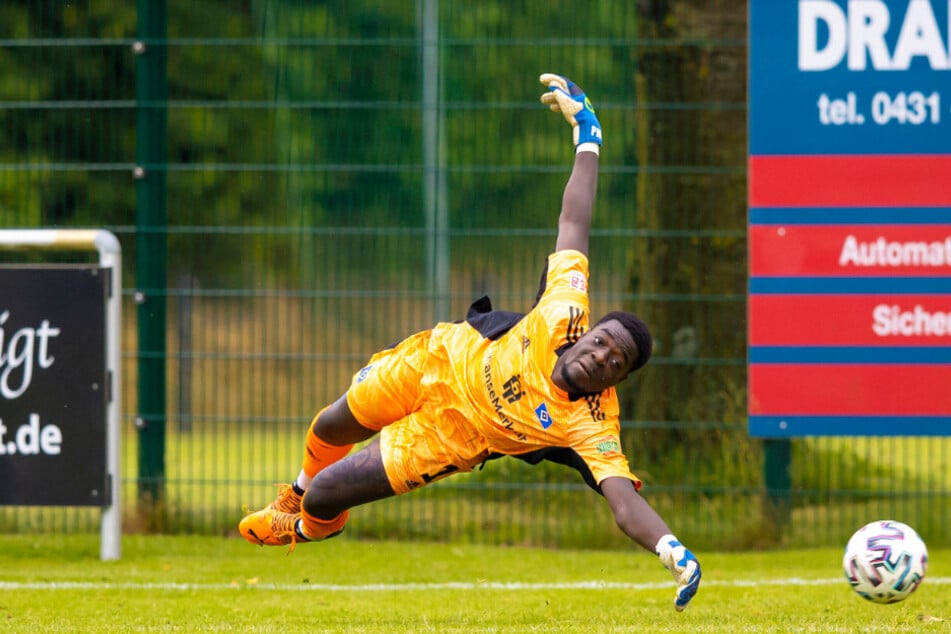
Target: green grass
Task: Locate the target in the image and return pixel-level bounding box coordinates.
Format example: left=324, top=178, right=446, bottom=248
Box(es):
left=0, top=535, right=947, bottom=633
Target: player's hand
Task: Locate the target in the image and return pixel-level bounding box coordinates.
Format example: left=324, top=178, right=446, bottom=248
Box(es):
left=538, top=73, right=602, bottom=147
left=655, top=534, right=701, bottom=611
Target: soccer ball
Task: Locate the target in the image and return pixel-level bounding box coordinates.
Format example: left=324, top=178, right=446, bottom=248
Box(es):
left=842, top=520, right=928, bottom=604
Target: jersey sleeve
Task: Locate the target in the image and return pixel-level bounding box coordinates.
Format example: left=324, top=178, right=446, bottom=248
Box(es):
left=567, top=393, right=642, bottom=490
left=537, top=249, right=590, bottom=305
left=574, top=433, right=642, bottom=490
left=532, top=250, right=591, bottom=348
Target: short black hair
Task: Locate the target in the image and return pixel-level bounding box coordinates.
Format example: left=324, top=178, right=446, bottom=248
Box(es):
left=594, top=311, right=653, bottom=372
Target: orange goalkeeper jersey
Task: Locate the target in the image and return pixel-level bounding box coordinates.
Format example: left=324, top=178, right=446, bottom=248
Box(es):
left=428, top=249, right=640, bottom=491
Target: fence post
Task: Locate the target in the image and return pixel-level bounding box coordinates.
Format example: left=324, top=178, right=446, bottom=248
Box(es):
left=420, top=0, right=450, bottom=323
left=763, top=438, right=792, bottom=533
left=135, top=0, right=169, bottom=506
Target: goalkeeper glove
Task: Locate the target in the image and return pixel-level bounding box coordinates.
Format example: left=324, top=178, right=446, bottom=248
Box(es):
left=655, top=534, right=702, bottom=611
left=539, top=73, right=602, bottom=148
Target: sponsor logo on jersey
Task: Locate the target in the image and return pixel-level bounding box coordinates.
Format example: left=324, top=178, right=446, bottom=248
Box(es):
left=596, top=439, right=621, bottom=455
left=356, top=364, right=373, bottom=383
left=535, top=402, right=554, bottom=429
left=484, top=353, right=528, bottom=441
left=521, top=335, right=531, bottom=352
left=502, top=374, right=523, bottom=404
left=569, top=271, right=587, bottom=292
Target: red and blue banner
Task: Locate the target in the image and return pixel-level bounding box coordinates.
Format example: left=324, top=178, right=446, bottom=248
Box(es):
left=748, top=0, right=951, bottom=437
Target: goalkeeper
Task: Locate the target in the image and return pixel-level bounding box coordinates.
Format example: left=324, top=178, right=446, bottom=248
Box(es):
left=239, top=73, right=701, bottom=611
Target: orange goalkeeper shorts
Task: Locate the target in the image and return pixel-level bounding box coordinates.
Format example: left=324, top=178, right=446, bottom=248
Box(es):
left=345, top=328, right=492, bottom=495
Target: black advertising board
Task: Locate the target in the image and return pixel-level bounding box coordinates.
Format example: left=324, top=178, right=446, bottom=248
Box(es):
left=0, top=266, right=109, bottom=506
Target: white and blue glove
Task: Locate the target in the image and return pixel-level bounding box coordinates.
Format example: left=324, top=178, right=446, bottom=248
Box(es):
left=655, top=534, right=702, bottom=611
left=539, top=73, right=602, bottom=149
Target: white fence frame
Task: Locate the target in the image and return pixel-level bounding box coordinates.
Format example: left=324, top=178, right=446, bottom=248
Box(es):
left=0, top=229, right=122, bottom=561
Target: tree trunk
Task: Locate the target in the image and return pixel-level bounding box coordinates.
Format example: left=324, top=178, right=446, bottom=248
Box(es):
left=628, top=0, right=749, bottom=462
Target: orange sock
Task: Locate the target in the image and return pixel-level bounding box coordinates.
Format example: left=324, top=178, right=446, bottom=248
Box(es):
left=302, top=407, right=354, bottom=479
left=300, top=508, right=349, bottom=541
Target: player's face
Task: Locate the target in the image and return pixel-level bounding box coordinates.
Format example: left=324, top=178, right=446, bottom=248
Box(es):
left=554, top=319, right=638, bottom=393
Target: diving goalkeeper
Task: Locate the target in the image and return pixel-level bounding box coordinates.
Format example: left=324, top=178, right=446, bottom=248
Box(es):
left=239, top=73, right=701, bottom=611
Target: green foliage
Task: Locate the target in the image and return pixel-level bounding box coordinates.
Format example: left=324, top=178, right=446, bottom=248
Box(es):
left=0, top=2, right=137, bottom=227
left=1, top=1, right=653, bottom=274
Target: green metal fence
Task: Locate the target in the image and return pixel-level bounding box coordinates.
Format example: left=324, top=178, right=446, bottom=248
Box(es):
left=1, top=1, right=948, bottom=551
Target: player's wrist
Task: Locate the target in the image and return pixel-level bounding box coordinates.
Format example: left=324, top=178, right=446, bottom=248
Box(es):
left=573, top=109, right=602, bottom=147
left=654, top=534, right=680, bottom=557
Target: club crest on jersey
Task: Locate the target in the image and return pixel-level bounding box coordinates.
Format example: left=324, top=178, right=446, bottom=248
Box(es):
left=535, top=402, right=554, bottom=429
left=568, top=271, right=586, bottom=293
left=356, top=365, right=373, bottom=383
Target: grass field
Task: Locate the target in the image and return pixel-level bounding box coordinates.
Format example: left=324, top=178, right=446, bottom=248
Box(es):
left=1, top=534, right=947, bottom=633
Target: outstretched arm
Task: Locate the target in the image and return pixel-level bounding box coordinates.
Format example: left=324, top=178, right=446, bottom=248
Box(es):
left=601, top=477, right=671, bottom=549
left=555, top=151, right=598, bottom=255
left=602, top=477, right=703, bottom=612
left=539, top=73, right=602, bottom=256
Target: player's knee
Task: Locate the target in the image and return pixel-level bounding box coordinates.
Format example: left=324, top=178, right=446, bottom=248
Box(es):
left=313, top=395, right=369, bottom=445
left=301, top=478, right=345, bottom=520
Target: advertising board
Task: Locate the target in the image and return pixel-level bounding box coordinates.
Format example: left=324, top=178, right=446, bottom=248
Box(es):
left=749, top=0, right=951, bottom=436
left=0, top=266, right=109, bottom=504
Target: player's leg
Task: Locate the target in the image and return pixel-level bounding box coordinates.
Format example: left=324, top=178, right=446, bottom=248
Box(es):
left=238, top=395, right=390, bottom=546
left=298, top=437, right=393, bottom=540
left=241, top=437, right=397, bottom=546
left=238, top=394, right=371, bottom=526
left=289, top=329, right=432, bottom=496
left=300, top=404, right=485, bottom=540
left=243, top=406, right=485, bottom=547
left=237, top=426, right=383, bottom=548
left=287, top=393, right=377, bottom=500
left=239, top=331, right=431, bottom=546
